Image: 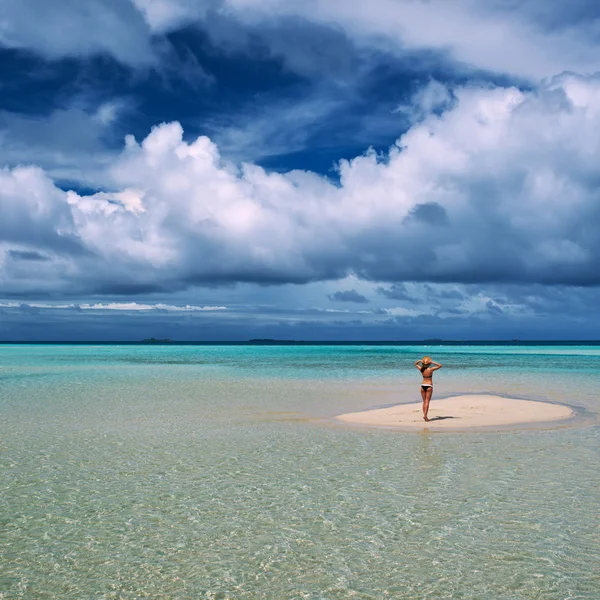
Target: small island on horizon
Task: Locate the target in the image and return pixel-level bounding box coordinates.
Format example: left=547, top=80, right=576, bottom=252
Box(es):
left=248, top=338, right=299, bottom=344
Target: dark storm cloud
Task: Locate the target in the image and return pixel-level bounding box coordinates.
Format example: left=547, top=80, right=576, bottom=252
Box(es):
left=5, top=282, right=600, bottom=340
left=376, top=284, right=418, bottom=303
left=8, top=250, right=50, bottom=261
left=405, top=202, right=449, bottom=226
left=328, top=290, right=369, bottom=303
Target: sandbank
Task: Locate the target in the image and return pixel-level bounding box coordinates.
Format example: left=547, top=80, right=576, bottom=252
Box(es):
left=335, top=394, right=573, bottom=430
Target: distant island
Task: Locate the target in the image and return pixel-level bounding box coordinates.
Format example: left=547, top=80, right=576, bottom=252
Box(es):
left=248, top=339, right=298, bottom=344
left=142, top=338, right=173, bottom=343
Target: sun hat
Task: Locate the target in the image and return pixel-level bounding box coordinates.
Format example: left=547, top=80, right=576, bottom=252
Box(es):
left=421, top=356, right=433, bottom=365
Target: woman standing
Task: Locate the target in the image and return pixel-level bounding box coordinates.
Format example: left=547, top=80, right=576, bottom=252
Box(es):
left=415, top=356, right=443, bottom=422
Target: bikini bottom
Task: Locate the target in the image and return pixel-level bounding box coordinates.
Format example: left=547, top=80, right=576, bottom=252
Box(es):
left=421, top=384, right=433, bottom=390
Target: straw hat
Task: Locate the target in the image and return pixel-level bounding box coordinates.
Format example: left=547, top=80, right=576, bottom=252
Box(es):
left=421, top=356, right=433, bottom=366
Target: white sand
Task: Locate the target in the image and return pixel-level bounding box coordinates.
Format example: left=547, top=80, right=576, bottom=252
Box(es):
left=335, top=394, right=573, bottom=430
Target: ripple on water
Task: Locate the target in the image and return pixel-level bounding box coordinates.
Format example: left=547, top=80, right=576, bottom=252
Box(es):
left=1, top=346, right=600, bottom=598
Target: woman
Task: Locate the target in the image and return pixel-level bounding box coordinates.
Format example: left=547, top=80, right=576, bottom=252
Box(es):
left=414, top=356, right=443, bottom=422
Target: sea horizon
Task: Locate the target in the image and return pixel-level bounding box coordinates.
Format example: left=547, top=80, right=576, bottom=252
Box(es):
left=5, top=339, right=600, bottom=345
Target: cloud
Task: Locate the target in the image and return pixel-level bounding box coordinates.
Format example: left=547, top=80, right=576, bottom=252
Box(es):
left=0, top=301, right=225, bottom=311
left=206, top=91, right=344, bottom=166
left=7, top=250, right=50, bottom=261
left=0, top=166, right=83, bottom=253
left=124, top=1, right=600, bottom=82
left=5, top=73, right=600, bottom=296
left=0, top=0, right=156, bottom=65
left=0, top=100, right=131, bottom=186
left=4, top=280, right=600, bottom=340
left=405, top=202, right=449, bottom=226
left=409, top=79, right=455, bottom=117
left=328, top=290, right=369, bottom=303
left=131, top=0, right=213, bottom=32
left=0, top=0, right=213, bottom=81
left=197, top=8, right=364, bottom=81
left=376, top=284, right=418, bottom=303
left=4, top=0, right=600, bottom=84
left=204, top=67, right=417, bottom=173
left=221, top=0, right=600, bottom=80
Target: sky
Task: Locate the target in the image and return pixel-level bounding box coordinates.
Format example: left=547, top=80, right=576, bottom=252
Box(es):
left=3, top=0, right=600, bottom=340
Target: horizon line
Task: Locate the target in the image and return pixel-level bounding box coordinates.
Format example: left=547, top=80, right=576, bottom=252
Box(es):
left=3, top=339, right=600, bottom=345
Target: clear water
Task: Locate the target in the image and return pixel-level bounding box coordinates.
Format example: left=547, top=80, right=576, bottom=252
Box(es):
left=1, top=344, right=599, bottom=599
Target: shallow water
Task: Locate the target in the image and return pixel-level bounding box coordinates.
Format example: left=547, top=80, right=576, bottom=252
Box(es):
left=1, top=344, right=599, bottom=599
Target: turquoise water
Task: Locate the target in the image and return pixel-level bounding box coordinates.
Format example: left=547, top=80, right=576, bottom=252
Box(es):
left=1, top=344, right=599, bottom=599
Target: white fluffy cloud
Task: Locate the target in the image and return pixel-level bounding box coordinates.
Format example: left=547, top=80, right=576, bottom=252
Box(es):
left=3, top=73, right=600, bottom=296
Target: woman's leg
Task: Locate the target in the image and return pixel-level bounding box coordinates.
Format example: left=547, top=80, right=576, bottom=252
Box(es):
left=423, top=387, right=433, bottom=422
left=421, top=386, right=428, bottom=420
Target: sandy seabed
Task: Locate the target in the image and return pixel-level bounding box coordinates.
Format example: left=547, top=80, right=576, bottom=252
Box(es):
left=335, top=394, right=574, bottom=430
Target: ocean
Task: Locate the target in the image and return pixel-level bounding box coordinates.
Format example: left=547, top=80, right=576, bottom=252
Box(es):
left=1, top=344, right=599, bottom=599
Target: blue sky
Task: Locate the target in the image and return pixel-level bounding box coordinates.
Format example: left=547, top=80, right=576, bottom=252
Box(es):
left=3, top=0, right=600, bottom=340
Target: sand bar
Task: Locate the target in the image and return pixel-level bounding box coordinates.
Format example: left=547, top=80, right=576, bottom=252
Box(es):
left=336, top=394, right=573, bottom=430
